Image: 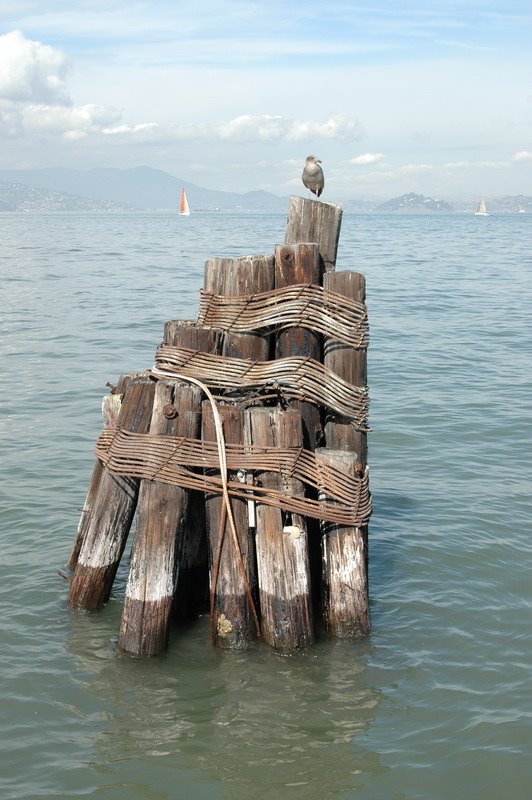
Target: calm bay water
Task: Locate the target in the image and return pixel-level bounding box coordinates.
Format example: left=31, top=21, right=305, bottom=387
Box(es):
left=0, top=210, right=531, bottom=799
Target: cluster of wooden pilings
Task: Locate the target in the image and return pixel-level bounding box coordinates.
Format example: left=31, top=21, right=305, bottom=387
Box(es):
left=67, top=196, right=371, bottom=655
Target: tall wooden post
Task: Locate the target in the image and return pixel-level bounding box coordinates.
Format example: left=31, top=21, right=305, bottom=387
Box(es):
left=201, top=254, right=274, bottom=647
left=68, top=375, right=156, bottom=610
left=322, top=271, right=369, bottom=624
left=316, top=448, right=370, bottom=637
left=323, top=271, right=367, bottom=463
left=274, top=241, right=323, bottom=618
left=245, top=407, right=314, bottom=649
left=161, top=320, right=223, bottom=620
left=118, top=381, right=202, bottom=656
left=68, top=373, right=132, bottom=571
left=274, top=242, right=322, bottom=449
left=284, top=196, right=343, bottom=273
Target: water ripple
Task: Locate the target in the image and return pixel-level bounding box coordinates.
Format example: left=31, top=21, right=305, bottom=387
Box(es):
left=1, top=212, right=531, bottom=799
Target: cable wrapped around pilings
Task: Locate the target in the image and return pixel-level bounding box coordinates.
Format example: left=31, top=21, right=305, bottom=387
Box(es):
left=197, top=283, right=368, bottom=349
left=95, top=428, right=372, bottom=527
left=152, top=346, right=369, bottom=432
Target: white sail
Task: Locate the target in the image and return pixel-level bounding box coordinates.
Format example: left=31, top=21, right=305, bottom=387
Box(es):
left=474, top=197, right=488, bottom=216
left=179, top=188, right=190, bottom=216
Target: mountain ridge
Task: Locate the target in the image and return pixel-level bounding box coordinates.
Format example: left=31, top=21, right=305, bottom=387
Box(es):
left=0, top=166, right=289, bottom=212
left=0, top=168, right=530, bottom=213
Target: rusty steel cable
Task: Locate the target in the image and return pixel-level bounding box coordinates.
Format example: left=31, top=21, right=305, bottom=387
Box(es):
left=197, top=283, right=368, bottom=348
left=95, top=428, right=372, bottom=527
left=152, top=346, right=369, bottom=431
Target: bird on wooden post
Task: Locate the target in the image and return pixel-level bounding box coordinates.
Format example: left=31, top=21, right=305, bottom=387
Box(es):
left=302, top=155, right=324, bottom=199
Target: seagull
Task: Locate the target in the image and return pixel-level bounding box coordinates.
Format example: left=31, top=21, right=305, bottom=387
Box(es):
left=302, top=155, right=324, bottom=198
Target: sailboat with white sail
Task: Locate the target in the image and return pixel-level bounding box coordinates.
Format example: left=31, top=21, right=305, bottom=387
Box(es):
left=179, top=188, right=190, bottom=216
left=474, top=197, right=491, bottom=216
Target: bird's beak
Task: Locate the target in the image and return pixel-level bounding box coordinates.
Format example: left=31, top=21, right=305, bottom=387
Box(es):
left=317, top=159, right=322, bottom=163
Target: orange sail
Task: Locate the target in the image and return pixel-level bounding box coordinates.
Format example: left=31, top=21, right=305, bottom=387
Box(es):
left=179, top=188, right=190, bottom=215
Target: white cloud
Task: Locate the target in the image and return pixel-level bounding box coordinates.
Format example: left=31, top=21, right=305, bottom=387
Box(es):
left=286, top=115, right=361, bottom=142
left=216, top=114, right=360, bottom=143
left=92, top=114, right=361, bottom=145
left=0, top=30, right=70, bottom=104
left=0, top=31, right=134, bottom=142
left=513, top=150, right=532, bottom=162
left=0, top=46, right=360, bottom=148
left=218, top=115, right=287, bottom=142
left=102, top=122, right=158, bottom=136
left=350, top=152, right=385, bottom=165
left=21, top=103, right=121, bottom=139
left=0, top=103, right=22, bottom=136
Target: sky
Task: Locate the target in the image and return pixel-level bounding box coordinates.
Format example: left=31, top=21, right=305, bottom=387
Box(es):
left=0, top=1, right=531, bottom=200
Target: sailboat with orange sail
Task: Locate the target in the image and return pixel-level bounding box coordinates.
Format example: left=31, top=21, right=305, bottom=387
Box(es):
left=179, top=188, right=190, bottom=216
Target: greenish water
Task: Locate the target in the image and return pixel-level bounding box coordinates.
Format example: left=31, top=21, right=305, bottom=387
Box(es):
left=1, top=211, right=531, bottom=799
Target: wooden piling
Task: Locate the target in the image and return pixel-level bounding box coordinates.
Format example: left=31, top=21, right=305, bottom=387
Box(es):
left=202, top=402, right=258, bottom=648
left=171, top=485, right=209, bottom=622
left=68, top=375, right=155, bottom=610
left=68, top=373, right=132, bottom=571
left=204, top=254, right=274, bottom=362
left=274, top=242, right=322, bottom=450
left=118, top=380, right=203, bottom=656
left=322, top=272, right=370, bottom=624
left=316, top=448, right=370, bottom=637
left=274, top=242, right=323, bottom=617
left=204, top=254, right=275, bottom=296
left=161, top=319, right=223, bottom=619
left=245, top=407, right=314, bottom=649
left=163, top=319, right=223, bottom=352
left=284, top=196, right=343, bottom=273
left=200, top=254, right=274, bottom=647
left=323, top=271, right=368, bottom=464
left=67, top=197, right=372, bottom=652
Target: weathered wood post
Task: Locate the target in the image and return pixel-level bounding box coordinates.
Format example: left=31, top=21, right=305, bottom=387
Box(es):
left=68, top=375, right=156, bottom=610
left=163, top=320, right=222, bottom=352
left=161, top=321, right=223, bottom=620
left=203, top=254, right=274, bottom=361
left=201, top=254, right=274, bottom=648
left=315, top=449, right=370, bottom=637
left=274, top=241, right=324, bottom=617
left=245, top=407, right=314, bottom=649
left=202, top=402, right=258, bottom=648
left=274, top=242, right=322, bottom=449
left=68, top=373, right=132, bottom=570
left=282, top=200, right=342, bottom=629
left=323, top=271, right=368, bottom=463
left=319, top=270, right=370, bottom=637
left=284, top=196, right=343, bottom=273
left=118, top=380, right=202, bottom=656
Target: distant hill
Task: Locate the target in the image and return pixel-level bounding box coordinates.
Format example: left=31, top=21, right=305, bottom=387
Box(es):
left=0, top=166, right=288, bottom=212
left=0, top=182, right=134, bottom=212
left=491, top=195, right=531, bottom=213
left=376, top=192, right=454, bottom=213
left=1, top=167, right=529, bottom=214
